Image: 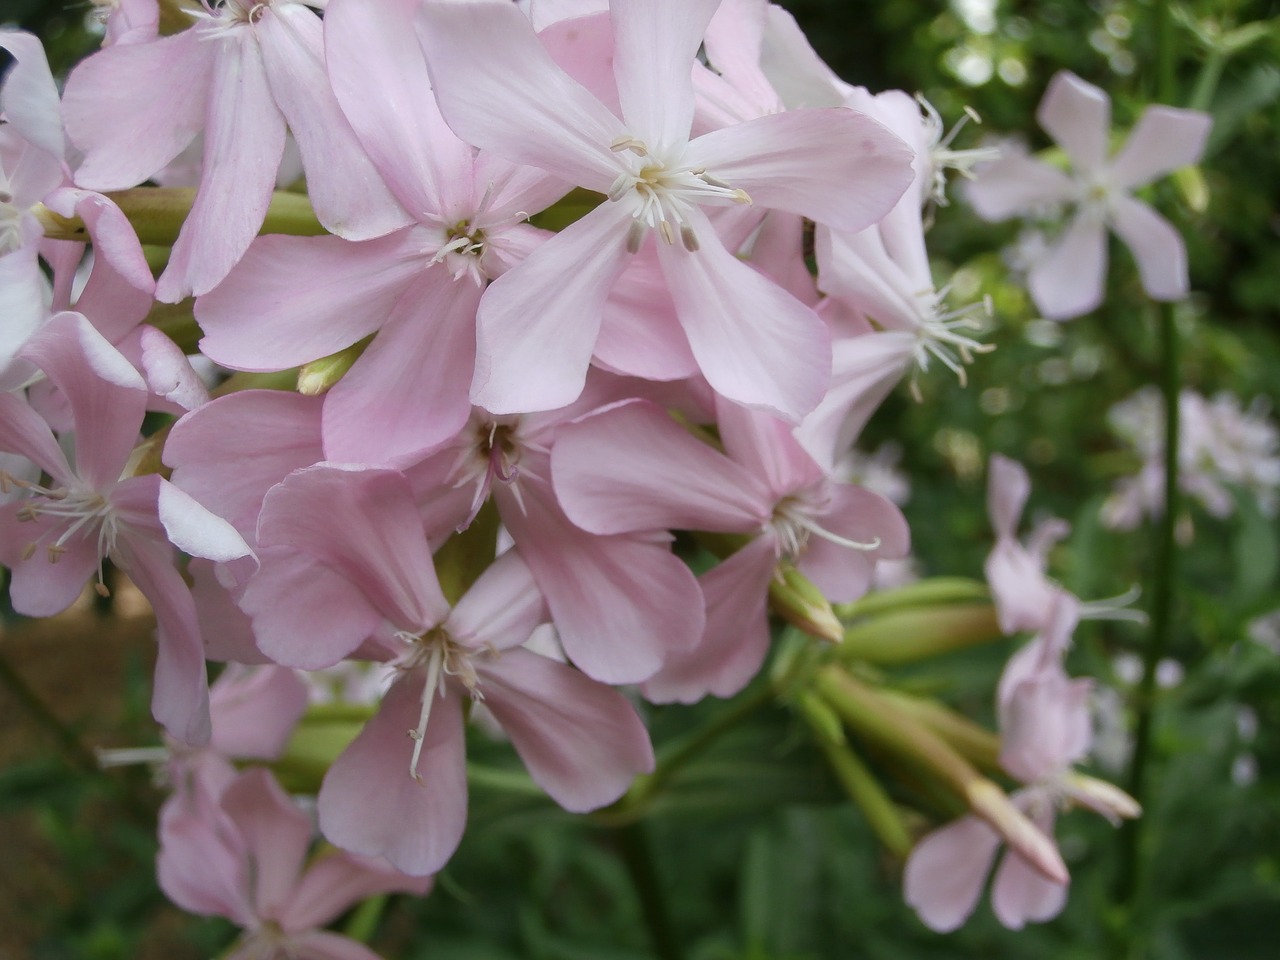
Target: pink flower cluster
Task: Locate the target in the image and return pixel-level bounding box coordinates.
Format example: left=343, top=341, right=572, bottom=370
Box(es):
left=0, top=0, right=1199, bottom=943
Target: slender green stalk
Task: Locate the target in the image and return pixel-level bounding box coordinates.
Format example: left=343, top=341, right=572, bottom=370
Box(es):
left=798, top=694, right=913, bottom=858
left=614, top=822, right=685, bottom=960
left=1114, top=2, right=1182, bottom=945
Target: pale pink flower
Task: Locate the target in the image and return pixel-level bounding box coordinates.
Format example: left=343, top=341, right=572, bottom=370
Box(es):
left=418, top=0, right=914, bottom=421
left=0, top=314, right=252, bottom=743
left=63, top=0, right=409, bottom=301
left=159, top=767, right=430, bottom=960
left=966, top=70, right=1211, bottom=319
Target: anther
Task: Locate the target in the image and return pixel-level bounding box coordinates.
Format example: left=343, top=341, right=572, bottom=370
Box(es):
left=626, top=220, right=647, bottom=254
left=680, top=223, right=700, bottom=252
left=658, top=220, right=676, bottom=245
left=610, top=135, right=649, bottom=156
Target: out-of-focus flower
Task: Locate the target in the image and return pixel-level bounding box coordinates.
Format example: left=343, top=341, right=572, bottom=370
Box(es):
left=1102, top=387, right=1280, bottom=531
left=966, top=70, right=1211, bottom=319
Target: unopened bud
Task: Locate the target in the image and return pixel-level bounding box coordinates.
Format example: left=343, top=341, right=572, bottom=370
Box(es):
left=770, top=563, right=842, bottom=643
left=297, top=338, right=372, bottom=396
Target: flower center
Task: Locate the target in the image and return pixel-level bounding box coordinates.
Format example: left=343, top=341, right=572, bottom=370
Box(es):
left=395, top=627, right=483, bottom=783
left=606, top=137, right=751, bottom=253
left=907, top=284, right=995, bottom=397
left=768, top=493, right=881, bottom=561
left=3, top=472, right=120, bottom=595
left=428, top=220, right=489, bottom=285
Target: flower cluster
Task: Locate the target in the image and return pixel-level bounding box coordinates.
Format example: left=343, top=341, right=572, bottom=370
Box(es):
left=0, top=0, right=1209, bottom=946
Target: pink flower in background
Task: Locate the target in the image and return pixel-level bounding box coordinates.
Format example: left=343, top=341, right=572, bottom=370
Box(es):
left=966, top=70, right=1211, bottom=319
left=159, top=767, right=430, bottom=960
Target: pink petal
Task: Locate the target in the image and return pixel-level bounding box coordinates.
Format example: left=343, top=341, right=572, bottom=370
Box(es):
left=471, top=202, right=632, bottom=415
left=318, top=674, right=468, bottom=877
left=417, top=0, right=624, bottom=193
left=610, top=0, right=718, bottom=149
left=987, top=454, right=1030, bottom=541
left=1109, top=194, right=1189, bottom=301
left=1036, top=70, right=1110, bottom=174
left=326, top=0, right=475, bottom=218
left=990, top=811, right=1068, bottom=929
left=44, top=189, right=155, bottom=341
left=219, top=767, right=313, bottom=921
left=0, top=390, right=71, bottom=483
left=322, top=271, right=481, bottom=466
left=284, top=851, right=431, bottom=931
left=1108, top=106, right=1212, bottom=190
left=116, top=532, right=212, bottom=746
left=20, top=312, right=147, bottom=489
left=446, top=549, right=547, bottom=653
left=1028, top=212, right=1108, bottom=320
left=0, top=29, right=65, bottom=159
left=165, top=390, right=324, bottom=540
left=209, top=665, right=309, bottom=761
left=0, top=243, right=47, bottom=384
left=154, top=478, right=252, bottom=563
left=963, top=147, right=1075, bottom=222
left=480, top=647, right=654, bottom=811
left=659, top=209, right=831, bottom=423
left=498, top=467, right=705, bottom=684
left=257, top=4, right=409, bottom=239
left=256, top=465, right=448, bottom=633
left=157, top=782, right=253, bottom=924
left=196, top=229, right=424, bottom=371
left=594, top=248, right=700, bottom=382
left=0, top=507, right=102, bottom=616
left=551, top=398, right=770, bottom=534
left=703, top=0, right=775, bottom=113
left=157, top=35, right=286, bottom=301
left=642, top=536, right=775, bottom=703
left=687, top=108, right=914, bottom=232
left=903, top=815, right=1002, bottom=933
left=798, top=485, right=911, bottom=603
left=64, top=30, right=213, bottom=189
left=189, top=559, right=273, bottom=665
left=240, top=546, right=384, bottom=670
left=128, top=325, right=209, bottom=412
left=794, top=330, right=914, bottom=470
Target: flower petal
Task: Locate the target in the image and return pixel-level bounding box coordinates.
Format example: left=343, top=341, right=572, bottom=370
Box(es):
left=417, top=0, right=623, bottom=192
left=471, top=202, right=631, bottom=415
left=1109, top=194, right=1189, bottom=302
left=611, top=0, right=719, bottom=150
left=1027, top=212, right=1107, bottom=321
left=659, top=209, right=830, bottom=423
left=1108, top=106, right=1212, bottom=190
left=1036, top=71, right=1110, bottom=174
left=480, top=647, right=654, bottom=811
left=64, top=30, right=213, bottom=189
left=196, top=229, right=424, bottom=371
left=257, top=4, right=409, bottom=239
left=903, top=815, right=1002, bottom=933
left=318, top=674, right=468, bottom=877
left=156, top=34, right=286, bottom=301
left=687, top=107, right=914, bottom=233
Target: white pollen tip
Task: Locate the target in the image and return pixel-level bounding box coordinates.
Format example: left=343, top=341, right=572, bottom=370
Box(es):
left=94, top=582, right=111, bottom=598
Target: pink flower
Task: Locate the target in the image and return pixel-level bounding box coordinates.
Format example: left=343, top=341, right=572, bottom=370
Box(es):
left=966, top=70, right=1211, bottom=319
left=0, top=313, right=252, bottom=743
left=159, top=767, right=430, bottom=960
left=418, top=0, right=913, bottom=421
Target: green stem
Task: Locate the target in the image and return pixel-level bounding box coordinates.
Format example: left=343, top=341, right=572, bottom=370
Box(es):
left=614, top=822, right=685, bottom=960
left=1114, top=2, right=1183, bottom=940
left=798, top=694, right=913, bottom=858
left=1115, top=302, right=1180, bottom=921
